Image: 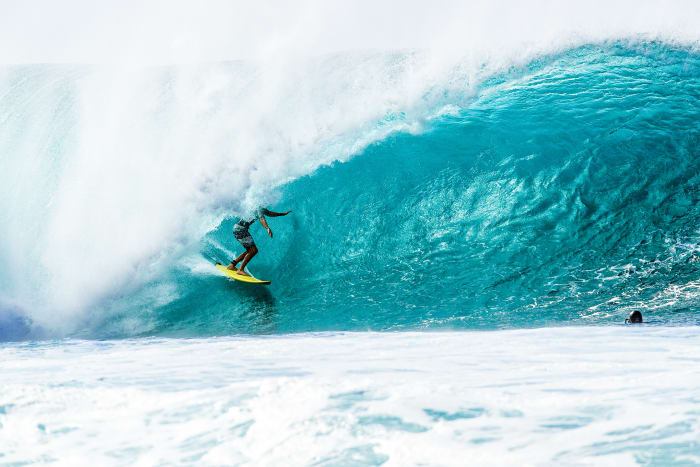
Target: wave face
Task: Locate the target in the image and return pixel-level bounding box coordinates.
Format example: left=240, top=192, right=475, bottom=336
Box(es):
left=2, top=42, right=700, bottom=338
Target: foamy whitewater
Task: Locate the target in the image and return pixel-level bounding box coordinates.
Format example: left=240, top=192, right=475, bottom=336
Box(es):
left=2, top=328, right=700, bottom=465
left=1, top=1, right=700, bottom=464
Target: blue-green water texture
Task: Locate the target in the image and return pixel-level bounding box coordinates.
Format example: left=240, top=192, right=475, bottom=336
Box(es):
left=2, top=42, right=700, bottom=339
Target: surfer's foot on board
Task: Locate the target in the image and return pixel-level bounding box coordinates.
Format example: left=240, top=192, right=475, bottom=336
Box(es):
left=236, top=269, right=251, bottom=277
left=227, top=261, right=238, bottom=271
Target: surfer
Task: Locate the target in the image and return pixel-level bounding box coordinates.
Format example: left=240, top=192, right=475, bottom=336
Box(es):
left=227, top=207, right=292, bottom=276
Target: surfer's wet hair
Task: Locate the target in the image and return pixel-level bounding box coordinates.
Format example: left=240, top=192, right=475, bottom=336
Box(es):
left=625, top=310, right=643, bottom=324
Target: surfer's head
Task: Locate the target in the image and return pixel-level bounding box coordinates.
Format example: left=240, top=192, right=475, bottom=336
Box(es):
left=625, top=310, right=643, bottom=324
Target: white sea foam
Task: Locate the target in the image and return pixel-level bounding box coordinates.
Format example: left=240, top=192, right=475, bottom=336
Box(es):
left=1, top=327, right=699, bottom=465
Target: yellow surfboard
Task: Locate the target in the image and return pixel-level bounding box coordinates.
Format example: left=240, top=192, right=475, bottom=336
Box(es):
left=215, top=263, right=271, bottom=285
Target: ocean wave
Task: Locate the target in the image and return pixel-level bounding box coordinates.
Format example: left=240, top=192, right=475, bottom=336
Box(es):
left=1, top=41, right=699, bottom=338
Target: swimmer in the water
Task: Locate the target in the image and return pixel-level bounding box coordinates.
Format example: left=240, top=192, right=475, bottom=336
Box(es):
left=625, top=310, right=643, bottom=324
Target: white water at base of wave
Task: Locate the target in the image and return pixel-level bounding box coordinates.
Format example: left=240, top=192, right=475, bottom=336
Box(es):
left=1, top=327, right=699, bottom=465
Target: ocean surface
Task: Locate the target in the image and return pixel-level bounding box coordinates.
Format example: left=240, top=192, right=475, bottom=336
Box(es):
left=1, top=21, right=700, bottom=466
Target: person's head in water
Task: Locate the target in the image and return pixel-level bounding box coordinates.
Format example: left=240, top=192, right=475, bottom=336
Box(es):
left=625, top=310, right=643, bottom=324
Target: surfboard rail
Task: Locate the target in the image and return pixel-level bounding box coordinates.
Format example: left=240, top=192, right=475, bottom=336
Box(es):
left=215, top=263, right=271, bottom=285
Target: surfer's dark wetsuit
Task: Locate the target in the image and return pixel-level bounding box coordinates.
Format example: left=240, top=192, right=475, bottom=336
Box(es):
left=233, top=207, right=272, bottom=249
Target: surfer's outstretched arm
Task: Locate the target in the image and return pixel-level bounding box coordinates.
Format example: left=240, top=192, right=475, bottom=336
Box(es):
left=264, top=210, right=292, bottom=217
